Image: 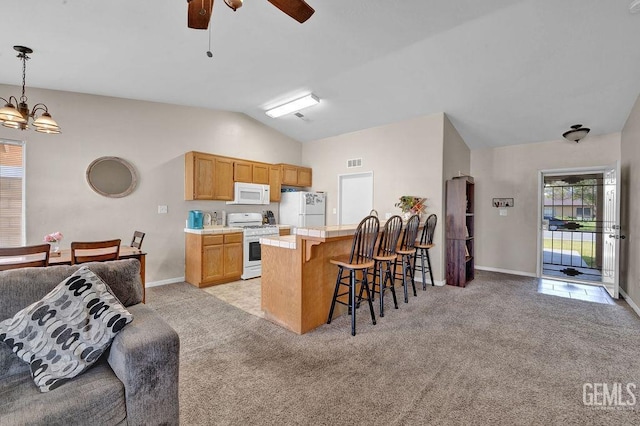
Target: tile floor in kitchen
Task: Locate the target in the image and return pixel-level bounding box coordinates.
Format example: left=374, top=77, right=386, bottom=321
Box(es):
left=202, top=278, right=264, bottom=318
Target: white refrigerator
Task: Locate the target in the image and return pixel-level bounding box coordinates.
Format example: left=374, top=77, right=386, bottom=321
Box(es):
left=279, top=191, right=326, bottom=228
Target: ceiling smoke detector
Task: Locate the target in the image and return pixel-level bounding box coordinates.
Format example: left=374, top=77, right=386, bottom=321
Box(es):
left=630, top=0, right=640, bottom=14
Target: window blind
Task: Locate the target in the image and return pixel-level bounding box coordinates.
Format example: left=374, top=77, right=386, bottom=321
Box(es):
left=0, top=141, right=24, bottom=246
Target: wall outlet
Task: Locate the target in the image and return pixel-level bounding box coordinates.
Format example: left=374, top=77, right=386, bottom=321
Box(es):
left=332, top=208, right=337, bottom=214
left=385, top=212, right=391, bottom=219
left=158, top=205, right=168, bottom=214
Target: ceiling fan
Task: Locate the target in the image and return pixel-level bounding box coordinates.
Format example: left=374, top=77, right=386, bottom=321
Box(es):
left=187, top=0, right=315, bottom=30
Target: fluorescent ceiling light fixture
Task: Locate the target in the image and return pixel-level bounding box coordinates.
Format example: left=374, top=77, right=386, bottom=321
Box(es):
left=265, top=94, right=319, bottom=118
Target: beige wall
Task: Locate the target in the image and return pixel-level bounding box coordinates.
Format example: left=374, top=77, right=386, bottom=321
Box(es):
left=621, top=93, right=640, bottom=308
left=303, top=112, right=461, bottom=283
left=0, top=84, right=302, bottom=284
left=471, top=133, right=621, bottom=275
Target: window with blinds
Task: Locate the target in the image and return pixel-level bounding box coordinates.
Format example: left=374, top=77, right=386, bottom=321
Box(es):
left=0, top=140, right=24, bottom=246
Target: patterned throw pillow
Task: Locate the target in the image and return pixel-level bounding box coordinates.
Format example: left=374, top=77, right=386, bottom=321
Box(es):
left=0, top=266, right=133, bottom=392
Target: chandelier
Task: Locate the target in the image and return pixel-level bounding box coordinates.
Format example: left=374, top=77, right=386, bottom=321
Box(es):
left=0, top=46, right=61, bottom=134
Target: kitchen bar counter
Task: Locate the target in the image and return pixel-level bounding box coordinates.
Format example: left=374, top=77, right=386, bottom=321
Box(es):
left=260, top=224, right=363, bottom=334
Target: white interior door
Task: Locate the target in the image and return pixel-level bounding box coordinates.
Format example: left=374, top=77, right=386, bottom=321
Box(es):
left=602, top=162, right=621, bottom=298
left=338, top=172, right=373, bottom=225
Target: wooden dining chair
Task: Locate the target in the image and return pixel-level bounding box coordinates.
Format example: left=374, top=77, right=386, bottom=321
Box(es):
left=0, top=244, right=51, bottom=271
left=130, top=231, right=145, bottom=249
left=70, top=239, right=121, bottom=265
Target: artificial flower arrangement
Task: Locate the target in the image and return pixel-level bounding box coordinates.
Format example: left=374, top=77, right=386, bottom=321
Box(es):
left=395, top=196, right=427, bottom=215
left=44, top=231, right=63, bottom=243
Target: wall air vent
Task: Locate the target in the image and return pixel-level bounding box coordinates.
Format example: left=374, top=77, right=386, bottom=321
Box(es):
left=347, top=158, right=362, bottom=168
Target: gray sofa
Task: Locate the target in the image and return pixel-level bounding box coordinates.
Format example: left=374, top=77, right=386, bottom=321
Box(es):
left=0, top=259, right=180, bottom=425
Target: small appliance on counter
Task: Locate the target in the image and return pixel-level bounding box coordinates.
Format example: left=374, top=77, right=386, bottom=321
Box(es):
left=187, top=210, right=204, bottom=229
left=263, top=210, right=276, bottom=225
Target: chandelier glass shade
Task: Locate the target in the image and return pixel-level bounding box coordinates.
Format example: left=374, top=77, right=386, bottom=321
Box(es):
left=0, top=46, right=61, bottom=134
left=562, top=124, right=590, bottom=143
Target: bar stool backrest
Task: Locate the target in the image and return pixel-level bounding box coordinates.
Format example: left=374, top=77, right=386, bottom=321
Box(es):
left=419, top=214, right=438, bottom=245
left=349, top=215, right=380, bottom=264
left=377, top=215, right=403, bottom=256
left=399, top=214, right=420, bottom=251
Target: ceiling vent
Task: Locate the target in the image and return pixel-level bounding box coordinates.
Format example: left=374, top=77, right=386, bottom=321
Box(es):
left=347, top=158, right=362, bottom=168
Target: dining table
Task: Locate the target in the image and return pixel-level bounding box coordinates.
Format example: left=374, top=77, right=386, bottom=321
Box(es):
left=49, top=246, right=147, bottom=302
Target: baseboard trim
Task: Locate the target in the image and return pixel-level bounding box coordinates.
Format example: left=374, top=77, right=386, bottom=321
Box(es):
left=620, top=288, right=640, bottom=318
left=475, top=266, right=537, bottom=278
left=413, top=278, right=445, bottom=287
left=145, top=277, right=185, bottom=288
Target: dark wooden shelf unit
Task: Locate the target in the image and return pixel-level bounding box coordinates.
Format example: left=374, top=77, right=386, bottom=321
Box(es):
left=446, top=176, right=475, bottom=287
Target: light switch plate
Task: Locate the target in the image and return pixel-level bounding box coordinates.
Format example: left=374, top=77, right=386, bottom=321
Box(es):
left=158, top=205, right=168, bottom=214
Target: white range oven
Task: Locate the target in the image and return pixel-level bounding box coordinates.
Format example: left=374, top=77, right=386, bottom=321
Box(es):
left=227, top=213, right=279, bottom=280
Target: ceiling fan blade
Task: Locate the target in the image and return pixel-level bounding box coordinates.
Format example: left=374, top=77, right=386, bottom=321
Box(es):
left=268, top=0, right=315, bottom=23
left=188, top=0, right=214, bottom=30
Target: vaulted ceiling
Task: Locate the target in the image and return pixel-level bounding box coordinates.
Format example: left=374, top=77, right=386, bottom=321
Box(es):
left=3, top=0, right=640, bottom=148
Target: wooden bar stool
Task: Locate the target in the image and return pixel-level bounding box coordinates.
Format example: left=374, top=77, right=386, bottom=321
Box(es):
left=414, top=214, right=437, bottom=290
left=327, top=215, right=380, bottom=336
left=394, top=214, right=420, bottom=303
left=369, top=215, right=403, bottom=317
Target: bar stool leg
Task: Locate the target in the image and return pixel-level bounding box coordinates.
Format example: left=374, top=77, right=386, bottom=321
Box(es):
left=420, top=250, right=428, bottom=290
left=378, top=261, right=385, bottom=317
left=426, top=249, right=435, bottom=286
left=350, top=270, right=357, bottom=336
left=327, top=267, right=343, bottom=324
left=401, top=256, right=409, bottom=303
left=387, top=261, right=398, bottom=309
left=362, top=271, right=376, bottom=326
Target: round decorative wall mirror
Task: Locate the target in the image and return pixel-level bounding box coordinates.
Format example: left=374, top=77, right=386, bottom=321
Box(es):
left=86, top=156, right=138, bottom=198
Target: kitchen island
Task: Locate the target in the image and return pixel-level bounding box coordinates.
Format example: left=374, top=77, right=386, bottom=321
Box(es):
left=260, top=225, right=365, bottom=334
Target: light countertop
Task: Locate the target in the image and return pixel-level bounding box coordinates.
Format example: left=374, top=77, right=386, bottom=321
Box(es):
left=260, top=235, right=297, bottom=249
left=184, top=224, right=292, bottom=235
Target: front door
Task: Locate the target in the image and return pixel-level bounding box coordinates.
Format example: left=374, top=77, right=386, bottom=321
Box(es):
left=602, top=162, right=621, bottom=298
left=539, top=164, right=622, bottom=298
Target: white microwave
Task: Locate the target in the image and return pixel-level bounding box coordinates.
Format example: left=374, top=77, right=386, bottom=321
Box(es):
left=227, top=182, right=271, bottom=205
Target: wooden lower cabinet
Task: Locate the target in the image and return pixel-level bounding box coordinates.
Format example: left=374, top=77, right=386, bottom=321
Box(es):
left=185, top=232, right=243, bottom=287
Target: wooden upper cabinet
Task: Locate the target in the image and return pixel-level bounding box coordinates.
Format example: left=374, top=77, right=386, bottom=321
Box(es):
left=297, top=167, right=312, bottom=187
left=185, top=152, right=215, bottom=200
left=213, top=157, right=234, bottom=201
left=279, top=164, right=312, bottom=187
left=269, top=165, right=282, bottom=202
left=233, top=160, right=270, bottom=184
left=185, top=152, right=233, bottom=201
left=281, top=164, right=299, bottom=186
left=186, top=152, right=312, bottom=200
left=252, top=163, right=270, bottom=184
left=233, top=160, right=253, bottom=183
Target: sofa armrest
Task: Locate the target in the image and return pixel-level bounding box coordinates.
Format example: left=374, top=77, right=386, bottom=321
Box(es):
left=107, top=304, right=180, bottom=425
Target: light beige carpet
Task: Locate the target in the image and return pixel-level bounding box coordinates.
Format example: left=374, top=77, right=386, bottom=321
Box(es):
left=146, top=271, right=640, bottom=425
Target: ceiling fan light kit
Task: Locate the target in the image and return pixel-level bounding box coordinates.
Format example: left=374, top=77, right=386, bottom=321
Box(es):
left=224, top=0, right=243, bottom=11
left=562, top=124, right=590, bottom=143
left=265, top=94, right=320, bottom=118
left=0, top=46, right=61, bottom=134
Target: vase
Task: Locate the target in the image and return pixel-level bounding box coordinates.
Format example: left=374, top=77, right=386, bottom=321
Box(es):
left=402, top=212, right=412, bottom=221
left=50, top=241, right=60, bottom=253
